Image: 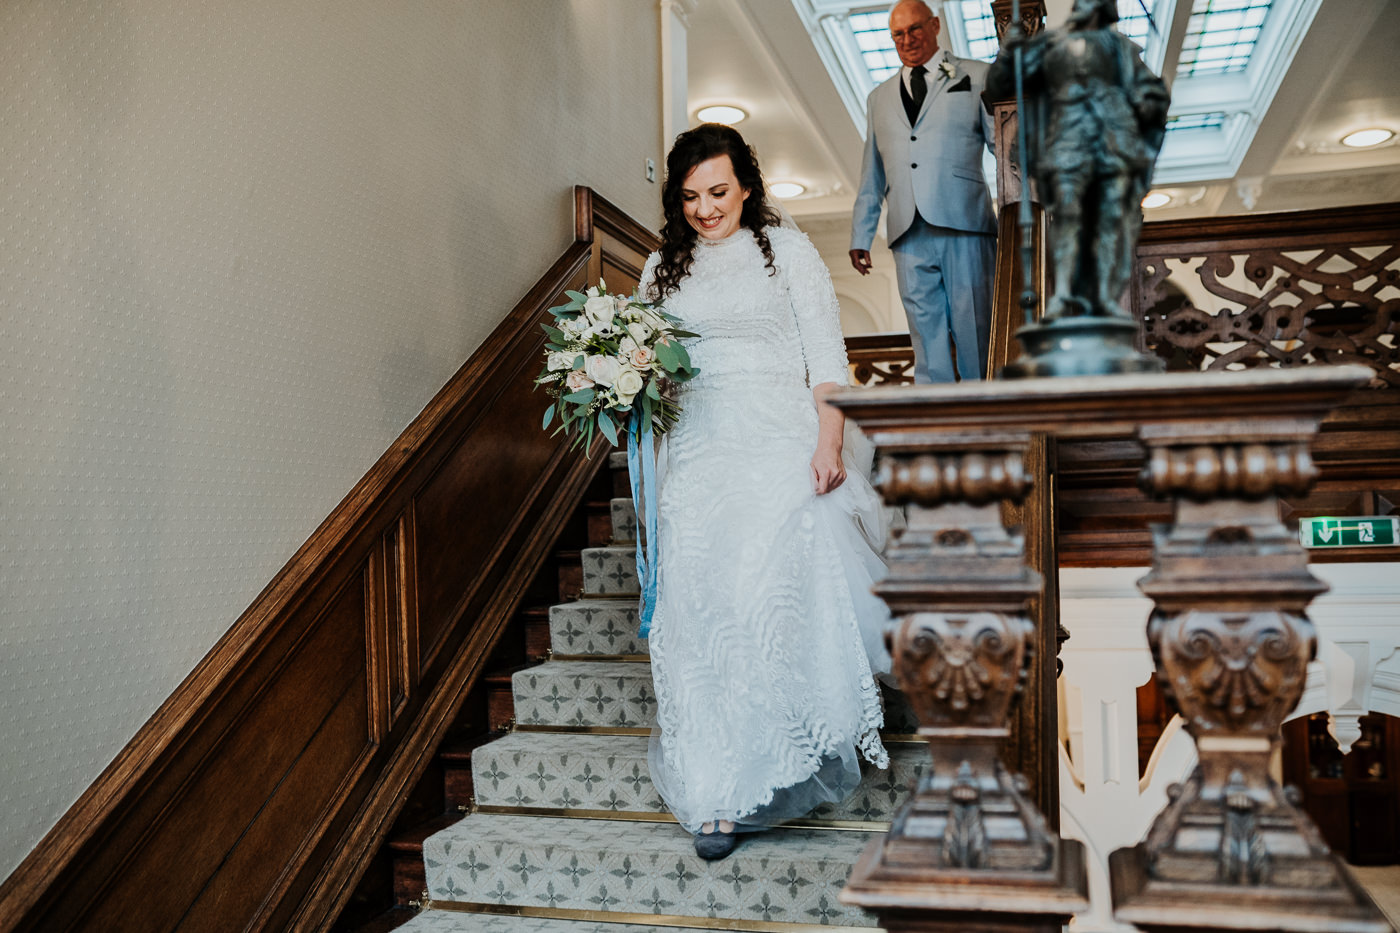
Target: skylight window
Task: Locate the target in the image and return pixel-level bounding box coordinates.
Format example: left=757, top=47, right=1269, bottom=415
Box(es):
left=1178, top=0, right=1272, bottom=76
left=953, top=1, right=999, bottom=62
left=842, top=1, right=1167, bottom=86
left=849, top=10, right=901, bottom=82
left=791, top=0, right=1312, bottom=188
left=1167, top=111, right=1227, bottom=132
left=1115, top=0, right=1156, bottom=51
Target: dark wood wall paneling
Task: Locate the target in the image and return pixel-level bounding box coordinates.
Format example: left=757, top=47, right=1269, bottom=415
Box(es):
left=0, top=188, right=658, bottom=933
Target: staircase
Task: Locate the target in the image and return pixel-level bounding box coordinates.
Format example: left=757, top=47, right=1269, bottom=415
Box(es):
left=375, top=452, right=927, bottom=933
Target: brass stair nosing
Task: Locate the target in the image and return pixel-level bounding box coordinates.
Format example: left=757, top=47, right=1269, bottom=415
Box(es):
left=471, top=804, right=891, bottom=833
left=426, top=900, right=878, bottom=932
left=511, top=723, right=927, bottom=744
left=513, top=724, right=653, bottom=736
left=551, top=653, right=651, bottom=662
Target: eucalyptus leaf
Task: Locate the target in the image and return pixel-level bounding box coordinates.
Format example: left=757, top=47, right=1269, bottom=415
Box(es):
left=654, top=340, right=679, bottom=371
left=562, top=388, right=595, bottom=405
left=542, top=403, right=555, bottom=430
left=597, top=411, right=619, bottom=446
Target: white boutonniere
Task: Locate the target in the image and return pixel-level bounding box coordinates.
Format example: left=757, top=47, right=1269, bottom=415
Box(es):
left=938, top=56, right=957, bottom=81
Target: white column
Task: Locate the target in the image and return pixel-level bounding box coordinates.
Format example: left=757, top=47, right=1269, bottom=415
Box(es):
left=1055, top=563, right=1400, bottom=931
left=659, top=0, right=696, bottom=150
left=1057, top=569, right=1169, bottom=933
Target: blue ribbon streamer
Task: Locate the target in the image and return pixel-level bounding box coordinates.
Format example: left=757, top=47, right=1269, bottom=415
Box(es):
left=626, top=412, right=659, bottom=638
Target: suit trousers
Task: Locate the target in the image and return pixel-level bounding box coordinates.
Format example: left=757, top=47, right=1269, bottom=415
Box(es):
left=890, top=219, right=995, bottom=383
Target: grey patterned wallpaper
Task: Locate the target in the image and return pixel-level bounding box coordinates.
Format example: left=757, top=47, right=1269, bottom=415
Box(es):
left=0, top=0, right=662, bottom=879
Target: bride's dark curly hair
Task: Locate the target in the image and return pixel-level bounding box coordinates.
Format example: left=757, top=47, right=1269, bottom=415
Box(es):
left=649, top=123, right=783, bottom=300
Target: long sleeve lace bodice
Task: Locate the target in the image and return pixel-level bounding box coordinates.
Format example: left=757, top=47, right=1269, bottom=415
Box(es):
left=640, top=227, right=850, bottom=391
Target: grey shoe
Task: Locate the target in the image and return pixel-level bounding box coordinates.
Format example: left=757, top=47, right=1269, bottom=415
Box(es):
left=693, top=829, right=739, bottom=860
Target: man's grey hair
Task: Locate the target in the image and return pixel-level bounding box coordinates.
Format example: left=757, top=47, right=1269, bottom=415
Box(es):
left=890, top=0, right=942, bottom=20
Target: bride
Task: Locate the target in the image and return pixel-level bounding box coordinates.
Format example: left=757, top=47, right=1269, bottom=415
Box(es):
left=639, top=123, right=892, bottom=860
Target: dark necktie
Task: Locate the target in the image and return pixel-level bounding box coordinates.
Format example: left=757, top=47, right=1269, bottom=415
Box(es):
left=909, top=65, right=928, bottom=114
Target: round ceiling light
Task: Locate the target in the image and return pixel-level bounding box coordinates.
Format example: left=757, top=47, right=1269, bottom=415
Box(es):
left=769, top=182, right=806, bottom=199
left=1141, top=191, right=1171, bottom=209
left=697, top=105, right=747, bottom=125
left=1341, top=128, right=1395, bottom=148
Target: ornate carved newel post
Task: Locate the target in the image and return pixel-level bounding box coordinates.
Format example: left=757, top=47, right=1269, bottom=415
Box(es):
left=839, top=426, right=1089, bottom=932
left=1110, top=376, right=1394, bottom=933
left=833, top=369, right=1389, bottom=932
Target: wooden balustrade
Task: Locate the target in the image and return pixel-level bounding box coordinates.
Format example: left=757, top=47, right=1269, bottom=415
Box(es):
left=846, top=203, right=1400, bottom=566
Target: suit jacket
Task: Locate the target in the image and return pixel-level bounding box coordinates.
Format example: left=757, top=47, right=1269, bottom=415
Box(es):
left=850, top=53, right=996, bottom=250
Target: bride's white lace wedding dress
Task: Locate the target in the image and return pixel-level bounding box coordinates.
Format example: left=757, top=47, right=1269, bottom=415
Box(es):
left=639, top=225, right=891, bottom=834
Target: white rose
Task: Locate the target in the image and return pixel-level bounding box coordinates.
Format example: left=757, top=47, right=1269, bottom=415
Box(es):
left=626, top=321, right=653, bottom=345
left=583, top=295, right=615, bottom=325
left=614, top=366, right=644, bottom=405
left=640, top=307, right=668, bottom=330
left=583, top=318, right=614, bottom=339
left=618, top=336, right=639, bottom=358
left=585, top=354, right=621, bottom=387
left=547, top=351, right=574, bottom=371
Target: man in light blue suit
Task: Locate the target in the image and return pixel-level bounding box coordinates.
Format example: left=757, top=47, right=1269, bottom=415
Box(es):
left=849, top=0, right=997, bottom=383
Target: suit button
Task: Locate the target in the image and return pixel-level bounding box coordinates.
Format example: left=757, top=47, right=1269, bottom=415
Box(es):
left=911, top=163, right=918, bottom=169
left=910, top=135, right=917, bottom=141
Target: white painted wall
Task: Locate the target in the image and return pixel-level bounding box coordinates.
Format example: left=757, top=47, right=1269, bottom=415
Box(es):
left=0, top=0, right=662, bottom=880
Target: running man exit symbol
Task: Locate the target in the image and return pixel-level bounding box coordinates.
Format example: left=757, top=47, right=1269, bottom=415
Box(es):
left=1299, top=516, right=1399, bottom=548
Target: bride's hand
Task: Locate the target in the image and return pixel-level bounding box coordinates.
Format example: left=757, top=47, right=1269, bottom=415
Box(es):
left=811, top=445, right=846, bottom=495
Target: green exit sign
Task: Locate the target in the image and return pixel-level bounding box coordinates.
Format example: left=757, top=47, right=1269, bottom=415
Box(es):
left=1299, top=516, right=1399, bottom=548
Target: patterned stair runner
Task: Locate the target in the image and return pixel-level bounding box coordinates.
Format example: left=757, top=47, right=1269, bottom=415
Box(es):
left=398, top=453, right=919, bottom=931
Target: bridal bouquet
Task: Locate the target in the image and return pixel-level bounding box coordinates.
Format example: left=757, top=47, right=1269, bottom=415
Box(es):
left=536, top=281, right=698, bottom=450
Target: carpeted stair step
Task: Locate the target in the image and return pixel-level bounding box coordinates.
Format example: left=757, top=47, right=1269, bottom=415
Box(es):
left=513, top=660, right=655, bottom=729
left=611, top=496, right=637, bottom=544
left=581, top=546, right=639, bottom=596
left=608, top=450, right=630, bottom=498
left=422, top=813, right=877, bottom=927
left=513, top=660, right=919, bottom=734
left=472, top=732, right=928, bottom=824
left=549, top=600, right=646, bottom=657
left=390, top=812, right=464, bottom=906
left=391, top=910, right=730, bottom=932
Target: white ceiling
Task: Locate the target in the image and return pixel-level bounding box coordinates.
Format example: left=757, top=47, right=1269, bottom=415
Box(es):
left=685, top=0, right=1400, bottom=222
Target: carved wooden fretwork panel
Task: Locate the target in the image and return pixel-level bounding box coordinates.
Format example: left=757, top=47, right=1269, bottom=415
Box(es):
left=850, top=356, right=916, bottom=386
left=1136, top=244, right=1400, bottom=387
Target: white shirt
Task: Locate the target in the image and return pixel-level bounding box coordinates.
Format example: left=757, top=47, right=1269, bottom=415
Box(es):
left=900, top=60, right=932, bottom=96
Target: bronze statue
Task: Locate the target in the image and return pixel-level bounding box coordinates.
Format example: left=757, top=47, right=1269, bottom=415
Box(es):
left=987, top=0, right=1169, bottom=320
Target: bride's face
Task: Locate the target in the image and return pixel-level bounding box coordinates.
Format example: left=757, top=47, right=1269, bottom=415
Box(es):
left=681, top=155, right=750, bottom=241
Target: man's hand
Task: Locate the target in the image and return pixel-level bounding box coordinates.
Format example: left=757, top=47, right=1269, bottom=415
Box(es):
left=849, top=249, right=873, bottom=275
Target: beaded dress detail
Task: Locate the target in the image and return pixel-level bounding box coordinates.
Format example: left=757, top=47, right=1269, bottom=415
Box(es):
left=640, top=226, right=890, bottom=833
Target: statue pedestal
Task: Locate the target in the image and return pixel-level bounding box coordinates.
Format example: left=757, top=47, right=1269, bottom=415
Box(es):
left=833, top=366, right=1390, bottom=933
